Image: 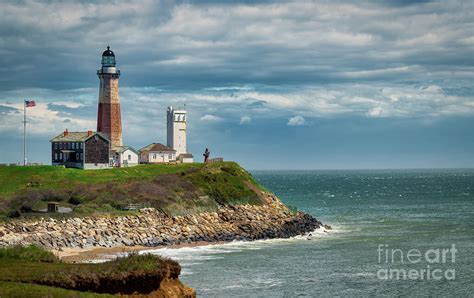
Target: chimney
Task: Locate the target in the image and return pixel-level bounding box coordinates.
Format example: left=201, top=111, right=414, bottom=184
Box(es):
left=87, top=130, right=93, bottom=136
left=64, top=129, right=69, bottom=136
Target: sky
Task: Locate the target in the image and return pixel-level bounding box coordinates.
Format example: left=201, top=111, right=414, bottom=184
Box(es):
left=0, top=0, right=473, bottom=169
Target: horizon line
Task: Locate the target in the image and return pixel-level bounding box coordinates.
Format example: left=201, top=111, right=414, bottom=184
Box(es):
left=247, top=167, right=474, bottom=171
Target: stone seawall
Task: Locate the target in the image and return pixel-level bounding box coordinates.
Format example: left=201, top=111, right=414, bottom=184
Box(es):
left=0, top=193, right=322, bottom=250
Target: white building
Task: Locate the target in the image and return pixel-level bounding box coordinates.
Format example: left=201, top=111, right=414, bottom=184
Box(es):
left=167, top=106, right=194, bottom=163
left=112, top=146, right=139, bottom=167
left=177, top=153, right=194, bottom=163
left=139, top=143, right=176, bottom=164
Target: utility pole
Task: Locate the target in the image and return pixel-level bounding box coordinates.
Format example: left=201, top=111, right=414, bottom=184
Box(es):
left=23, top=100, right=27, bottom=166
left=22, top=99, right=36, bottom=166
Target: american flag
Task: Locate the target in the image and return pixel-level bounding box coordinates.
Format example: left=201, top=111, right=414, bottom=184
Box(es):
left=25, top=100, right=36, bottom=107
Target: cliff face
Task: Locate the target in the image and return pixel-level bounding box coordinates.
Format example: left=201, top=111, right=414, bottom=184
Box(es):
left=0, top=192, right=321, bottom=250
left=0, top=245, right=196, bottom=297
left=147, top=278, right=196, bottom=298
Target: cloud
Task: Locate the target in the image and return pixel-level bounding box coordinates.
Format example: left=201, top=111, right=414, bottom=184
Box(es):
left=0, top=100, right=95, bottom=136
left=1, top=82, right=472, bottom=144
left=0, top=105, right=18, bottom=115
left=287, top=115, right=305, bottom=126
left=1, top=0, right=474, bottom=167
left=367, top=106, right=383, bottom=118
left=200, top=114, right=223, bottom=122
left=239, top=116, right=251, bottom=124
left=205, top=86, right=254, bottom=91
left=0, top=0, right=473, bottom=91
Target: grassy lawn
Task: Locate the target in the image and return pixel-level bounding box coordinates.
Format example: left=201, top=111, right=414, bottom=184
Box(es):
left=0, top=245, right=180, bottom=295
left=0, top=281, right=113, bottom=298
left=0, top=163, right=203, bottom=197
left=0, top=162, right=264, bottom=219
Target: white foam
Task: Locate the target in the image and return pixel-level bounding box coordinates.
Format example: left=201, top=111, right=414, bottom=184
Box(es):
left=142, top=226, right=336, bottom=264
left=83, top=225, right=341, bottom=264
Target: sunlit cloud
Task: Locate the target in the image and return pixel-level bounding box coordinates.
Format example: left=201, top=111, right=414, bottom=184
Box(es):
left=240, top=116, right=252, bottom=125
left=287, top=115, right=306, bottom=126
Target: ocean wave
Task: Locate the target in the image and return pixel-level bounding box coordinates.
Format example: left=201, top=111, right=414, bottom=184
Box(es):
left=142, top=226, right=337, bottom=263
left=87, top=225, right=341, bottom=264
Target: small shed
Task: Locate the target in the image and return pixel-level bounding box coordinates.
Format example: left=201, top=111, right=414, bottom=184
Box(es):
left=178, top=153, right=194, bottom=163
left=47, top=202, right=59, bottom=213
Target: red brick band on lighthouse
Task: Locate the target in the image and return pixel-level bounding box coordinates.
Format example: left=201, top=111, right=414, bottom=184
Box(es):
left=97, top=46, right=123, bottom=149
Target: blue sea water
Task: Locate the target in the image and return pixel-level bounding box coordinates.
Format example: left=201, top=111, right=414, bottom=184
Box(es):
left=146, top=169, right=474, bottom=297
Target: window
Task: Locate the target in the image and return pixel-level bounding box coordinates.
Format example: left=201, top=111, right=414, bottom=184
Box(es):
left=153, top=153, right=157, bottom=159
left=128, top=154, right=131, bottom=161
left=59, top=153, right=63, bottom=160
left=54, top=153, right=58, bottom=160
left=80, top=143, right=83, bottom=149
left=54, top=143, right=58, bottom=149
left=72, top=143, right=75, bottom=149
left=168, top=154, right=173, bottom=159
left=80, top=153, right=83, bottom=160
left=59, top=143, right=62, bottom=149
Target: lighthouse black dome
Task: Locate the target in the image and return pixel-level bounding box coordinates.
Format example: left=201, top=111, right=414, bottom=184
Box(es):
left=102, top=46, right=115, bottom=57
left=101, top=46, right=116, bottom=67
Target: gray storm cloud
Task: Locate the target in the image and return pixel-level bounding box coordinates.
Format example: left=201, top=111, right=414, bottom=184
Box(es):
left=0, top=0, right=473, bottom=168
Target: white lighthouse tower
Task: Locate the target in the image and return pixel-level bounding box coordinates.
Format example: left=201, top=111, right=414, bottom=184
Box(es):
left=167, top=106, right=192, bottom=162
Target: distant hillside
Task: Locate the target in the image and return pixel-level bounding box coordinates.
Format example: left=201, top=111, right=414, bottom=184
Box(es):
left=0, top=162, right=265, bottom=220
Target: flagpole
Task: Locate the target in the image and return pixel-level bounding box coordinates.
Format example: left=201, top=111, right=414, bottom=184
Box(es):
left=23, top=100, right=26, bottom=166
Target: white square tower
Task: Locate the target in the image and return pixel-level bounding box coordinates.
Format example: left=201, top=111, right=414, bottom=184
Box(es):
left=167, top=106, right=187, bottom=156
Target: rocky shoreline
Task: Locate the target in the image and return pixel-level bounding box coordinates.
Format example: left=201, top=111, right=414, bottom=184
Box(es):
left=0, top=193, right=323, bottom=251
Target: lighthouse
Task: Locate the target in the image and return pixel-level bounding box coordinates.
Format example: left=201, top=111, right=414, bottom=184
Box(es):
left=96, top=46, right=122, bottom=149
left=167, top=106, right=187, bottom=157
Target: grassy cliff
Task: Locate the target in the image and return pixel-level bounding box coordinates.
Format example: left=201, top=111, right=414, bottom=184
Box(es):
left=0, top=162, right=265, bottom=219
left=0, top=245, right=194, bottom=296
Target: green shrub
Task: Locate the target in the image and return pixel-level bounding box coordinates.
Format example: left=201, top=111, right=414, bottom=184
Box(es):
left=221, top=166, right=237, bottom=176
left=68, top=196, right=83, bottom=205
left=7, top=210, right=20, bottom=218
left=0, top=245, right=58, bottom=263
left=20, top=204, right=33, bottom=213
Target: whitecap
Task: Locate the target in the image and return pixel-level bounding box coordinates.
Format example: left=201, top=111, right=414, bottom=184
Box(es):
left=80, top=225, right=341, bottom=264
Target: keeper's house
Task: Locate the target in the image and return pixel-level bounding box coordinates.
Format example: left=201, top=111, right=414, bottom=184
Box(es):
left=139, top=143, right=176, bottom=164
left=50, top=129, right=110, bottom=170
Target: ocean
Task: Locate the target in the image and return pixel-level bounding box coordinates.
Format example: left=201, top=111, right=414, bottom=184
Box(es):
left=144, top=169, right=474, bottom=297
